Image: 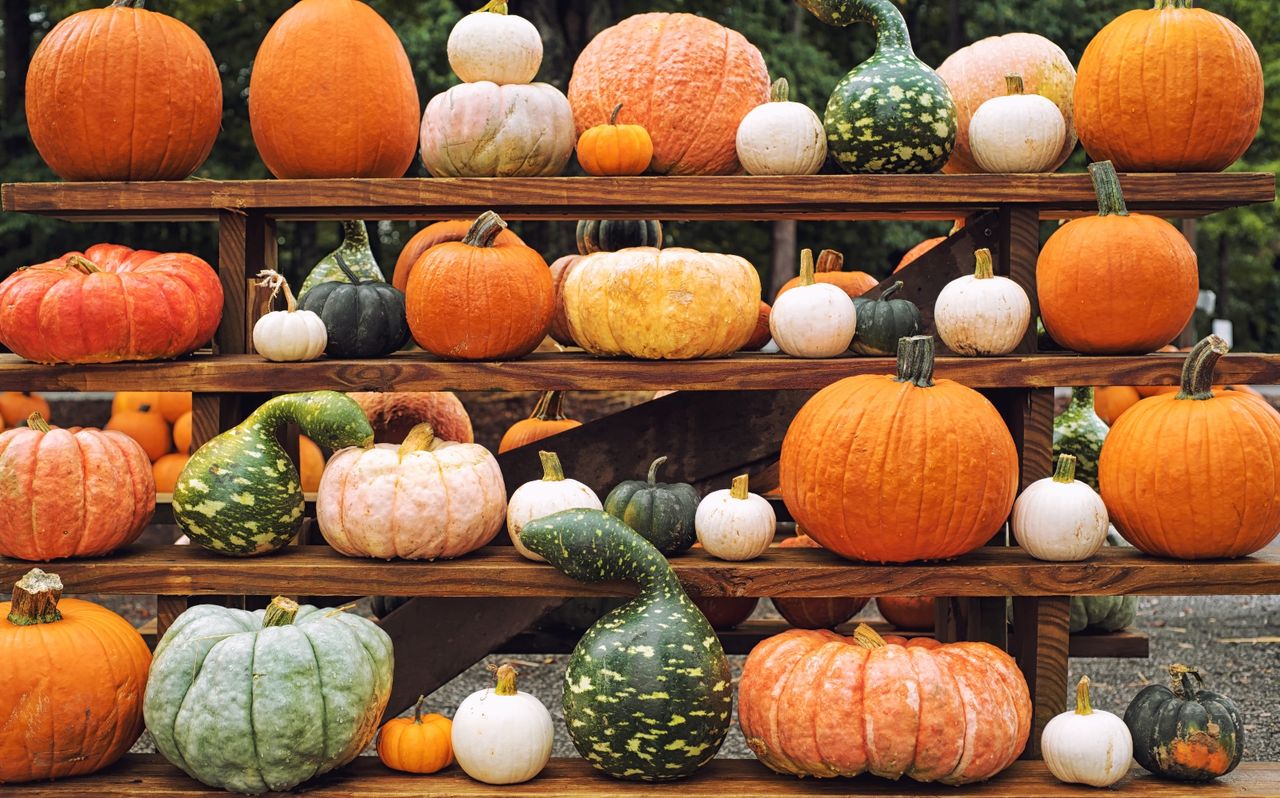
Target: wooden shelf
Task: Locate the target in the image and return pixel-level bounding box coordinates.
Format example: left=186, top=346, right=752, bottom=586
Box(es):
left=2, top=173, right=1273, bottom=222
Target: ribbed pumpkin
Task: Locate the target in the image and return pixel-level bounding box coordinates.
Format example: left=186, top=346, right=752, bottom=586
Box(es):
left=498, top=391, right=581, bottom=453
left=548, top=253, right=585, bottom=347
left=0, top=393, right=49, bottom=427
left=1074, top=1, right=1262, bottom=172
left=773, top=534, right=869, bottom=628
left=850, top=281, right=921, bottom=356
left=378, top=696, right=453, bottom=775
left=105, top=407, right=171, bottom=462
left=1100, top=336, right=1280, bottom=560
left=1124, top=664, right=1242, bottom=781
left=576, top=103, right=654, bottom=176
left=297, top=256, right=410, bottom=359
left=576, top=219, right=663, bottom=254
left=391, top=220, right=524, bottom=293
left=420, top=82, right=575, bottom=177
left=568, top=13, right=770, bottom=175
left=249, top=0, right=419, bottom=178
left=776, top=249, right=877, bottom=300
left=780, top=335, right=1018, bottom=562
left=349, top=391, right=473, bottom=444
left=0, top=569, right=151, bottom=784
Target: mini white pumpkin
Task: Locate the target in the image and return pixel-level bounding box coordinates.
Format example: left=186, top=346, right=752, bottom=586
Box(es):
left=252, top=270, right=327, bottom=362
left=735, top=77, right=827, bottom=176
left=447, top=0, right=543, bottom=85
left=769, top=248, right=857, bottom=358
left=507, top=450, right=602, bottom=562
left=695, top=473, right=776, bottom=561
left=420, top=81, right=575, bottom=177
left=452, top=664, right=553, bottom=785
left=1042, top=675, right=1133, bottom=788
left=934, top=247, right=1030, bottom=356
left=970, top=74, right=1068, bottom=174
left=1012, top=453, right=1109, bottom=562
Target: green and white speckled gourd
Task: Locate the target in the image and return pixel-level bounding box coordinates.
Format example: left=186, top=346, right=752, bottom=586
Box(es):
left=519, top=509, right=732, bottom=781
left=173, top=391, right=373, bottom=555
left=299, top=221, right=385, bottom=295
left=1053, top=387, right=1109, bottom=490
left=797, top=0, right=957, bottom=173
left=144, top=596, right=393, bottom=795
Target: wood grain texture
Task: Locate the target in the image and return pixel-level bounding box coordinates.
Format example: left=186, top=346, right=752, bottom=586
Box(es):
left=215, top=210, right=248, bottom=355
left=154, top=596, right=188, bottom=640
left=1012, top=596, right=1072, bottom=759
left=998, top=207, right=1042, bottom=354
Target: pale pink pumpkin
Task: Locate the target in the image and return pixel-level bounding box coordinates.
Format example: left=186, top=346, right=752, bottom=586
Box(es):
left=419, top=82, right=575, bottom=177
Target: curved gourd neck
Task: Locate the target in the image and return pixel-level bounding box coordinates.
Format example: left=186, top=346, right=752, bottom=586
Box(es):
left=248, top=391, right=373, bottom=449
left=339, top=220, right=370, bottom=250
left=849, top=0, right=913, bottom=52
left=1069, top=386, right=1095, bottom=411
left=541, top=521, right=681, bottom=594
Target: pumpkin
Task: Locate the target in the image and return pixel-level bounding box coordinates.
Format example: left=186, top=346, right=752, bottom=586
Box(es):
left=776, top=248, right=877, bottom=300
left=298, top=256, right=410, bottom=359
left=421, top=81, right=574, bottom=177
left=407, top=211, right=554, bottom=361
left=349, top=391, right=474, bottom=444
left=1038, top=161, right=1198, bottom=354
left=894, top=220, right=964, bottom=273
left=145, top=596, right=393, bottom=793
left=1053, top=387, right=1109, bottom=490
left=773, top=534, right=868, bottom=628
left=173, top=411, right=193, bottom=454
left=249, top=0, right=419, bottom=179
left=507, top=450, right=602, bottom=562
left=851, top=281, right=921, bottom=356
left=391, top=220, right=524, bottom=293
left=0, top=393, right=49, bottom=426
left=781, top=335, right=1019, bottom=562
left=576, top=219, right=663, bottom=254
left=577, top=103, right=654, bottom=176
left=452, top=664, right=553, bottom=785
left=498, top=391, right=582, bottom=453
left=735, top=77, right=827, bottom=176
left=604, top=456, right=701, bottom=555
left=25, top=0, right=221, bottom=181
left=1124, top=664, right=1242, bottom=781
left=1042, top=676, right=1133, bottom=788
left=569, top=13, right=769, bottom=175
left=937, top=32, right=1077, bottom=174
left=1012, top=454, right=1109, bottom=562
left=690, top=596, right=759, bottom=630
left=106, top=406, right=171, bottom=462
left=876, top=596, right=935, bottom=630
left=253, top=270, right=328, bottom=362
left=548, top=253, right=584, bottom=346
left=300, top=221, right=385, bottom=296
left=0, top=569, right=151, bottom=784
left=769, top=248, right=857, bottom=359
left=1100, top=336, right=1280, bottom=559
left=1094, top=385, right=1141, bottom=426
left=152, top=453, right=189, bottom=494
left=299, top=435, right=325, bottom=493
left=111, top=391, right=160, bottom=415
left=0, top=244, right=222, bottom=365
left=448, top=0, right=542, bottom=85
left=1075, top=2, right=1262, bottom=172
left=377, top=696, right=453, bottom=775
left=695, top=474, right=776, bottom=561
left=744, top=301, right=773, bottom=351
left=739, top=625, right=1031, bottom=783
left=155, top=393, right=192, bottom=424
left=1070, top=594, right=1136, bottom=634
left=934, top=247, right=1030, bottom=356
left=969, top=74, right=1067, bottom=174
left=520, top=509, right=731, bottom=780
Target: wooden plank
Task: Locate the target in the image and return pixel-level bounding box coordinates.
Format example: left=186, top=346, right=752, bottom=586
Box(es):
left=996, top=207, right=1042, bottom=354
left=1069, top=628, right=1150, bottom=659
left=154, top=596, right=187, bottom=640
left=1013, top=596, right=1072, bottom=759
left=215, top=211, right=249, bottom=356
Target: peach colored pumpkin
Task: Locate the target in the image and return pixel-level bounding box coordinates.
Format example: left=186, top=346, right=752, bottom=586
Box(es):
left=420, top=82, right=574, bottom=177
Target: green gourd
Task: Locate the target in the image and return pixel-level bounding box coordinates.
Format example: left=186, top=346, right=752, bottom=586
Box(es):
left=604, top=456, right=701, bottom=554
left=1124, top=665, right=1243, bottom=781
left=519, top=509, right=731, bottom=781
left=851, top=280, right=921, bottom=355
left=1069, top=595, right=1136, bottom=633
left=576, top=219, right=663, bottom=253
left=173, top=391, right=373, bottom=556
left=299, top=221, right=385, bottom=295
left=1054, top=387, right=1109, bottom=490
left=144, top=596, right=393, bottom=794
left=298, top=255, right=410, bottom=358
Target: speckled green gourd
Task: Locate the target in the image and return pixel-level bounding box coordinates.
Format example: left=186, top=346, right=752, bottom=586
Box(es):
left=519, top=509, right=731, bottom=781
left=798, top=0, right=956, bottom=173
left=299, top=221, right=385, bottom=295
left=604, top=456, right=701, bottom=554
left=144, top=597, right=393, bottom=794
left=173, top=392, right=373, bottom=556
left=1053, top=387, right=1109, bottom=490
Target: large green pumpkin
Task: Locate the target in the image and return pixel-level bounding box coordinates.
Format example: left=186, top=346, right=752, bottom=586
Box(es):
left=576, top=219, right=663, bottom=254
left=1124, top=665, right=1243, bottom=782
left=520, top=509, right=731, bottom=781
left=851, top=280, right=921, bottom=355
left=1053, top=387, right=1109, bottom=490
left=1069, top=595, right=1135, bottom=633
left=298, top=255, right=410, bottom=358
left=144, top=597, right=393, bottom=794
left=604, top=456, right=700, bottom=554
left=299, top=220, right=385, bottom=295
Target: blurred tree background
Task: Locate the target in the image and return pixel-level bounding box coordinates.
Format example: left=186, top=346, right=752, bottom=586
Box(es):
left=1, top=0, right=1276, bottom=347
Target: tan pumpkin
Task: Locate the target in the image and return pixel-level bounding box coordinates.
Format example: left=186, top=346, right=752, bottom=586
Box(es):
left=420, top=82, right=574, bottom=177
left=349, top=392, right=473, bottom=445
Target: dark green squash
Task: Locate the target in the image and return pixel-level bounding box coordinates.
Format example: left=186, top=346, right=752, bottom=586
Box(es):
left=850, top=281, right=921, bottom=355
left=519, top=509, right=731, bottom=781
left=604, top=456, right=700, bottom=554
left=576, top=219, right=663, bottom=254
left=1053, top=387, right=1109, bottom=490
left=298, top=254, right=410, bottom=358
left=1124, top=664, right=1243, bottom=781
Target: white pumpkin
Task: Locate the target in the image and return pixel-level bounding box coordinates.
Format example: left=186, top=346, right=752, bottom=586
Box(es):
left=970, top=74, right=1067, bottom=174
left=452, top=664, right=553, bottom=785
left=735, top=77, right=827, bottom=176
left=769, top=248, right=856, bottom=358
left=447, top=1, right=543, bottom=85
left=507, top=450, right=602, bottom=562
left=420, top=81, right=574, bottom=177
left=251, top=270, right=327, bottom=362
left=934, top=247, right=1030, bottom=356
left=1012, top=454, right=1109, bottom=562
left=695, top=474, right=776, bottom=561
left=1042, top=676, right=1133, bottom=788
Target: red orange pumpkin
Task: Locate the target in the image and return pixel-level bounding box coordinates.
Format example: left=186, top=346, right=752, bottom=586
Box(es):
left=876, top=597, right=935, bottom=631
left=743, top=301, right=772, bottom=351
left=773, top=535, right=868, bottom=628
left=391, top=221, right=525, bottom=294
left=498, top=391, right=582, bottom=454
left=0, top=393, right=49, bottom=427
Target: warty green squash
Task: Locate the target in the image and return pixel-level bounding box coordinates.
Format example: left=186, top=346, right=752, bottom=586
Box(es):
left=1125, top=664, right=1243, bottom=782
left=604, top=456, right=701, bottom=554
left=520, top=509, right=731, bottom=781
left=300, top=221, right=385, bottom=295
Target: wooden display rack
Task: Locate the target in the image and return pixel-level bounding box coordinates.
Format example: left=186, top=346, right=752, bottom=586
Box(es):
left=2, top=173, right=1278, bottom=797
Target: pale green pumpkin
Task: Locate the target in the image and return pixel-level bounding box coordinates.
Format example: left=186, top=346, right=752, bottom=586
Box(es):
left=299, top=221, right=385, bottom=295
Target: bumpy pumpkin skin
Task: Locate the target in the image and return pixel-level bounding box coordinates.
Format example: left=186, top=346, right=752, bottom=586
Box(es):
left=604, top=456, right=701, bottom=555
left=421, top=82, right=575, bottom=177
left=1124, top=667, right=1243, bottom=781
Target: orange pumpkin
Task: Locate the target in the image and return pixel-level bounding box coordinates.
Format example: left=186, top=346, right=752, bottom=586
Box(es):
left=689, top=596, right=759, bottom=630
left=568, top=13, right=770, bottom=175
left=249, top=0, right=419, bottom=178
left=738, top=625, right=1031, bottom=784
left=348, top=391, right=474, bottom=444
left=152, top=453, right=189, bottom=494
left=406, top=211, right=554, bottom=361
left=112, top=392, right=161, bottom=416
left=0, top=569, right=151, bottom=783
left=876, top=597, right=936, bottom=631
left=498, top=391, right=582, bottom=454
left=776, top=249, right=877, bottom=301
left=391, top=220, right=525, bottom=294
left=155, top=392, right=192, bottom=423
left=773, top=535, right=868, bottom=628
left=25, top=0, right=221, bottom=181
left=172, top=411, right=193, bottom=454
left=106, top=407, right=171, bottom=462
left=576, top=103, right=654, bottom=176
left=548, top=253, right=586, bottom=347
left=893, top=220, right=964, bottom=273
left=1074, top=2, right=1262, bottom=172
left=0, top=414, right=154, bottom=561
left=1037, top=161, right=1197, bottom=355
left=300, top=435, right=325, bottom=493
left=743, top=301, right=772, bottom=351
left=377, top=696, right=453, bottom=775
left=780, top=336, right=1018, bottom=562
left=1100, top=336, right=1280, bottom=560
left=0, top=393, right=49, bottom=427
left=1092, top=386, right=1141, bottom=426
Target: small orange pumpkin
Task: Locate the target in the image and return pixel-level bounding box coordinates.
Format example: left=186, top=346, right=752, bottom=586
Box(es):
left=773, top=534, right=868, bottom=628
left=776, top=249, right=877, bottom=301
left=743, top=300, right=772, bottom=351
left=155, top=392, right=192, bottom=423
left=106, top=406, right=171, bottom=462
left=300, top=435, right=325, bottom=493
left=1092, top=386, right=1141, bottom=426
left=152, top=453, right=189, bottom=493
left=173, top=411, right=193, bottom=454
left=0, top=392, right=49, bottom=427
left=576, top=103, right=654, bottom=176
left=893, top=220, right=964, bottom=273
left=391, top=220, right=525, bottom=293
left=498, top=391, right=582, bottom=454
left=377, top=695, right=453, bottom=774
left=111, top=391, right=161, bottom=415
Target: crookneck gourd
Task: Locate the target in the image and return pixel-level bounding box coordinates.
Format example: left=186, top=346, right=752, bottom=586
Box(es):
left=1053, top=387, right=1109, bottom=490
left=173, top=391, right=373, bottom=556
left=519, top=509, right=731, bottom=781
left=300, top=221, right=385, bottom=295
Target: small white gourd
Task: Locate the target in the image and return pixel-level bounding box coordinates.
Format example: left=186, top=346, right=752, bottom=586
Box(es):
left=452, top=664, right=553, bottom=785
left=1042, top=676, right=1133, bottom=787
left=769, top=248, right=857, bottom=358
left=735, top=77, right=827, bottom=176
left=695, top=473, right=776, bottom=561
left=506, top=450, right=602, bottom=562
left=447, top=0, right=543, bottom=85
left=934, top=247, right=1030, bottom=356
left=970, top=74, right=1068, bottom=174
left=1012, top=454, right=1109, bottom=562
left=251, top=270, right=327, bottom=362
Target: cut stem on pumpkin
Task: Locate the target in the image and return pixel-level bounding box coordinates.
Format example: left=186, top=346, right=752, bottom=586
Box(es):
left=894, top=335, right=936, bottom=388
left=853, top=622, right=887, bottom=649
left=1005, top=74, right=1024, bottom=95
left=26, top=412, right=51, bottom=432
left=65, top=254, right=100, bottom=274
left=797, top=248, right=816, bottom=287
left=1074, top=675, right=1094, bottom=715
left=398, top=423, right=438, bottom=459
left=770, top=77, right=790, bottom=103
left=463, top=211, right=509, bottom=248
left=1088, top=160, right=1129, bottom=217
left=538, top=450, right=565, bottom=482
left=7, top=568, right=63, bottom=626
left=730, top=473, right=750, bottom=500
left=815, top=248, right=843, bottom=273
left=494, top=663, right=519, bottom=695
left=263, top=596, right=299, bottom=627
left=973, top=248, right=995, bottom=279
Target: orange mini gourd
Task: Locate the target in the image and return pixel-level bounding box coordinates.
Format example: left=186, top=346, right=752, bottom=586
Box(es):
left=377, top=695, right=454, bottom=774
left=498, top=391, right=582, bottom=453
left=576, top=103, right=654, bottom=176
left=775, top=249, right=877, bottom=301
left=391, top=221, right=525, bottom=293
left=0, top=393, right=49, bottom=427
left=106, top=407, right=171, bottom=462
left=152, top=453, right=189, bottom=493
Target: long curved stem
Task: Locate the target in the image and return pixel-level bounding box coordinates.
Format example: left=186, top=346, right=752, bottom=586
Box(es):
left=1088, top=161, right=1129, bottom=218
left=1176, top=335, right=1228, bottom=401
left=463, top=211, right=508, bottom=248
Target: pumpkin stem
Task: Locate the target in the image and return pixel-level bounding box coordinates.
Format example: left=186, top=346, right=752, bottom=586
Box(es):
left=6, top=568, right=63, bottom=626
left=263, top=596, right=299, bottom=627
left=26, top=412, right=51, bottom=433
left=646, top=455, right=668, bottom=486
left=730, top=473, right=750, bottom=500
left=539, top=450, right=566, bottom=482
left=530, top=390, right=568, bottom=421
left=1177, top=335, right=1228, bottom=401
left=494, top=663, right=519, bottom=696
left=1169, top=663, right=1205, bottom=699
left=973, top=248, right=995, bottom=280
left=852, top=622, right=887, bottom=650
left=1088, top=160, right=1129, bottom=218
left=412, top=694, right=428, bottom=724
left=880, top=281, right=904, bottom=301
left=815, top=248, right=843, bottom=274
left=894, top=335, right=935, bottom=388
left=1005, top=74, right=1024, bottom=95
left=770, top=77, right=790, bottom=103
left=109, top=0, right=145, bottom=7
left=332, top=254, right=363, bottom=286
left=608, top=103, right=624, bottom=126
left=1074, top=675, right=1094, bottom=715
left=398, top=423, right=438, bottom=458
left=1052, top=454, right=1077, bottom=484
left=65, top=254, right=100, bottom=274
left=797, top=248, right=816, bottom=287
left=463, top=211, right=509, bottom=248
left=475, top=0, right=508, bottom=13
left=257, top=270, right=299, bottom=313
